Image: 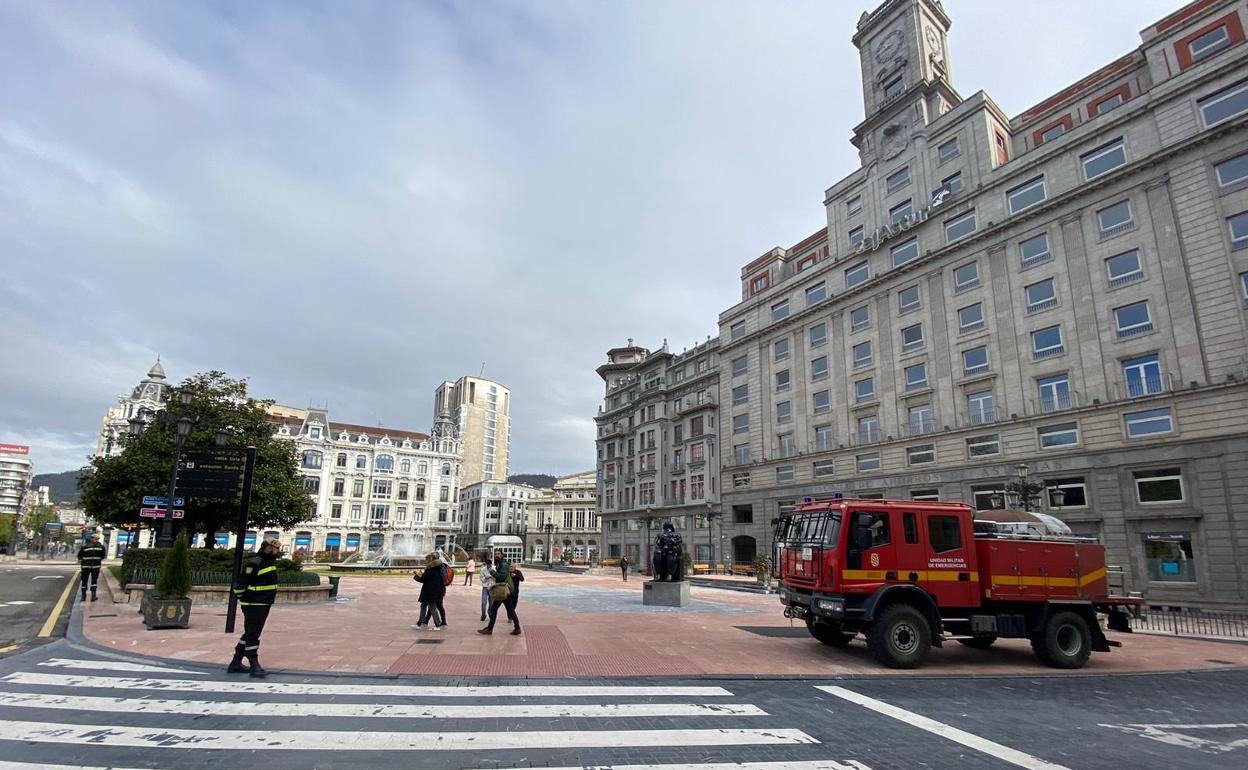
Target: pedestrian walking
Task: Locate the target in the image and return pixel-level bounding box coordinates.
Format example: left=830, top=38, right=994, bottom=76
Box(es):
left=412, top=553, right=447, bottom=630
left=505, top=563, right=525, bottom=628
left=620, top=555, right=629, bottom=582
left=478, top=548, right=521, bottom=636
left=227, top=537, right=281, bottom=678
left=464, top=556, right=476, bottom=586
left=478, top=555, right=494, bottom=622
left=76, top=534, right=105, bottom=602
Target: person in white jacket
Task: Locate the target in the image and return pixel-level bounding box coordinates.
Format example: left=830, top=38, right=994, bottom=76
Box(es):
left=478, top=556, right=495, bottom=622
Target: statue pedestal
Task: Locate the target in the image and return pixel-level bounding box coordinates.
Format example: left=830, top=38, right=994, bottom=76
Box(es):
left=642, top=579, right=690, bottom=607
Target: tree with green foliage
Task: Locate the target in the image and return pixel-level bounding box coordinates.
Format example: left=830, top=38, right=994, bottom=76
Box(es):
left=78, top=371, right=313, bottom=548
left=155, top=532, right=191, bottom=599
left=23, top=504, right=58, bottom=551
left=0, top=513, right=14, bottom=549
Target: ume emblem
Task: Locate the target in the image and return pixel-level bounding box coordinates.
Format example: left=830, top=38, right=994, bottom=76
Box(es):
left=870, top=553, right=880, bottom=568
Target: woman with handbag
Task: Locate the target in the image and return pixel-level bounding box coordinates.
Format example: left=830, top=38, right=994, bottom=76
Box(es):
left=478, top=549, right=521, bottom=636
left=412, top=553, right=447, bottom=630
left=478, top=555, right=494, bottom=622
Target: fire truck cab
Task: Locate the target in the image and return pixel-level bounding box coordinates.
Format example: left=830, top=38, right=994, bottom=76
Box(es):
left=776, top=497, right=1138, bottom=669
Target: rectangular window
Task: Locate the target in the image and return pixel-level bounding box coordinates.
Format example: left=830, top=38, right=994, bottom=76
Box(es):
left=886, top=166, right=910, bottom=193
left=812, top=390, right=830, bottom=414
left=1038, top=422, right=1080, bottom=449
left=907, top=444, right=935, bottom=465
left=1190, top=24, right=1231, bottom=61
left=805, top=282, right=827, bottom=305
left=1215, top=152, right=1248, bottom=189
left=898, top=285, right=921, bottom=312
left=901, top=323, right=924, bottom=351
left=774, top=338, right=790, bottom=361
left=1038, top=373, right=1071, bottom=412
left=942, top=172, right=964, bottom=195
left=776, top=465, right=795, bottom=483
left=966, top=434, right=1000, bottom=458
left=734, top=444, right=750, bottom=465
left=776, top=401, right=792, bottom=423
left=850, top=305, right=870, bottom=331
left=847, top=196, right=862, bottom=215
left=1230, top=212, right=1248, bottom=250
left=1114, top=300, right=1153, bottom=338
left=904, top=363, right=927, bottom=391
left=1134, top=468, right=1184, bottom=503
left=1040, top=123, right=1066, bottom=144
left=929, top=515, right=962, bottom=554
left=796, top=325, right=823, bottom=354
left=883, top=75, right=904, bottom=99
left=889, top=200, right=913, bottom=225
left=856, top=452, right=881, bottom=472
left=911, top=489, right=940, bottom=501
left=813, top=459, right=835, bottom=478
left=730, top=322, right=746, bottom=341
left=1031, top=325, right=1064, bottom=359
left=1007, top=177, right=1047, bottom=215
left=732, top=356, right=748, bottom=377
left=855, top=377, right=875, bottom=404
left=1125, top=407, right=1174, bottom=437
left=953, top=261, right=979, bottom=292
left=771, top=300, right=790, bottom=322
left=776, top=369, right=791, bottom=392
left=849, top=226, right=864, bottom=247
left=1144, top=533, right=1196, bottom=583
left=845, top=260, right=870, bottom=288
left=1097, top=200, right=1133, bottom=237
left=732, top=472, right=751, bottom=488
left=1045, top=477, right=1087, bottom=508
left=852, top=341, right=872, bottom=368
left=958, top=302, right=984, bottom=332
left=857, top=414, right=879, bottom=443
left=732, top=384, right=748, bottom=406
left=1025, top=278, right=1058, bottom=313
left=814, top=424, right=834, bottom=452
left=1242, top=272, right=1248, bottom=300
left=938, top=137, right=959, bottom=161
left=331, top=503, right=342, bottom=520
left=1081, top=138, right=1127, bottom=180
left=944, top=210, right=977, bottom=243
left=732, top=414, right=749, bottom=434
left=967, top=390, right=994, bottom=425
left=778, top=433, right=796, bottom=458
left=909, top=403, right=933, bottom=434
left=1128, top=351, right=1163, bottom=394
left=962, top=345, right=989, bottom=376
left=1106, top=249, right=1144, bottom=287
left=1014, top=233, right=1050, bottom=269
left=811, top=356, right=829, bottom=380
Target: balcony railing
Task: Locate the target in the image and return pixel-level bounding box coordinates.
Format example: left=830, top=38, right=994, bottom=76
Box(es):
left=903, top=417, right=935, bottom=437
left=1116, top=322, right=1154, bottom=339
left=1113, top=374, right=1171, bottom=400
left=1033, top=344, right=1065, bottom=360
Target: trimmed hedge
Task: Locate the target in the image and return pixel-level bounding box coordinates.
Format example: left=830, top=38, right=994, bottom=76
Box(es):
left=121, top=547, right=303, bottom=586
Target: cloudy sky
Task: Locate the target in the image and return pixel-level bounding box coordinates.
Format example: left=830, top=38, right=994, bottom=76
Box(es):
left=1, top=0, right=1179, bottom=476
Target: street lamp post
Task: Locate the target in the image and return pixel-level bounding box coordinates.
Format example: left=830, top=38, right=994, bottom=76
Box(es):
left=705, top=502, right=721, bottom=575
left=991, top=462, right=1066, bottom=513
left=544, top=521, right=554, bottom=568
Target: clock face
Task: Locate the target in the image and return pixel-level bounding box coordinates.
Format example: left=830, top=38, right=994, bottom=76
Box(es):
left=875, top=29, right=903, bottom=65
left=925, top=26, right=943, bottom=61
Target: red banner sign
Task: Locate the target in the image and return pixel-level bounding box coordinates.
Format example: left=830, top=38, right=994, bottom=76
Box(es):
left=0, top=444, right=30, bottom=455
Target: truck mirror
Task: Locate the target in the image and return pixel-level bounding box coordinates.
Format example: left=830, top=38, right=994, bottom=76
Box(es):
left=853, top=526, right=872, bottom=550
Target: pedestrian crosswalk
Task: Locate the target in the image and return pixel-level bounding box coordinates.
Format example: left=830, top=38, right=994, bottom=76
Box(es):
left=0, top=656, right=872, bottom=770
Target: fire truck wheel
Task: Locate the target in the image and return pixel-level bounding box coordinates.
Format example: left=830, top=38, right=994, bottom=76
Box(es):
left=956, top=635, right=997, bottom=649
left=1032, top=611, right=1091, bottom=669
left=806, top=616, right=855, bottom=647
left=866, top=604, right=931, bottom=669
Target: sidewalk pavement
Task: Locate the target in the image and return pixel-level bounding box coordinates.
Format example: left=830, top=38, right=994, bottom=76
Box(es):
left=81, top=569, right=1248, bottom=677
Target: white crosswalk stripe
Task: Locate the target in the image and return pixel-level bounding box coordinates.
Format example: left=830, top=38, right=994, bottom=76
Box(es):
left=0, top=657, right=858, bottom=769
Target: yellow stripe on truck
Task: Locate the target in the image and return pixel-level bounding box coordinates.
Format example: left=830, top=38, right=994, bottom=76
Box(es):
left=1079, top=567, right=1107, bottom=587
left=841, top=570, right=978, bottom=582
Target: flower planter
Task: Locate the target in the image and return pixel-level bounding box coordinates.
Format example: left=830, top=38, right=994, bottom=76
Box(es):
left=143, top=597, right=192, bottom=630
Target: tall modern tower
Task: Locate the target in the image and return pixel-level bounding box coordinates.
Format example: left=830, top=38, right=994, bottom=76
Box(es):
left=434, top=376, right=511, bottom=487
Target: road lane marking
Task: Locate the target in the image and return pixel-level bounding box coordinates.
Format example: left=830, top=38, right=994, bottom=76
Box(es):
left=0, top=761, right=869, bottom=770
left=817, top=685, right=1072, bottom=770
left=2, top=672, right=733, bottom=698
left=0, top=721, right=818, bottom=750
left=0, top=645, right=17, bottom=654
left=37, top=658, right=209, bottom=676
left=0, top=692, right=765, bottom=719
left=36, top=574, right=78, bottom=638
left=0, top=601, right=34, bottom=606
left=32, top=575, right=67, bottom=580
left=1099, top=722, right=1248, bottom=754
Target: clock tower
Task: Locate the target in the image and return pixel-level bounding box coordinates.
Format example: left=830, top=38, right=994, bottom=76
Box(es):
left=850, top=0, right=959, bottom=166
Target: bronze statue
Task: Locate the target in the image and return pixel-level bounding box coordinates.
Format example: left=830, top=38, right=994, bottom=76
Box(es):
left=651, top=523, right=684, bottom=582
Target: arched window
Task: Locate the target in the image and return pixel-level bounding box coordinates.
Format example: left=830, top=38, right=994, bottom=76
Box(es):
left=417, top=461, right=428, bottom=475
left=400, top=459, right=411, bottom=473
left=441, top=463, right=451, bottom=476
left=301, top=450, right=322, bottom=469
left=356, top=454, right=367, bottom=469
left=336, top=453, right=347, bottom=468
left=376, top=455, right=395, bottom=471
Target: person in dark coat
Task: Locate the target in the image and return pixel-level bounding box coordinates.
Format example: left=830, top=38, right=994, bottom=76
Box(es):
left=620, top=555, right=629, bottom=582
left=413, top=553, right=447, bottom=630
left=505, top=563, right=524, bottom=628
left=478, top=548, right=520, bottom=636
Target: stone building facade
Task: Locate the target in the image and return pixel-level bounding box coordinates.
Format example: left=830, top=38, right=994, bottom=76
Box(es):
left=526, top=471, right=599, bottom=563
left=714, top=0, right=1248, bottom=607
left=94, top=359, right=169, bottom=458
left=595, top=338, right=733, bottom=571
left=434, top=376, right=511, bottom=487
left=457, top=479, right=543, bottom=553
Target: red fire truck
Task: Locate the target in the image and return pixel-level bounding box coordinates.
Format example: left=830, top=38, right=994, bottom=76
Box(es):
left=776, top=497, right=1140, bottom=669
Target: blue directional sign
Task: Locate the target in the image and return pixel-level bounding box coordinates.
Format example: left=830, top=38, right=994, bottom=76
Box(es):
left=142, top=496, right=184, bottom=507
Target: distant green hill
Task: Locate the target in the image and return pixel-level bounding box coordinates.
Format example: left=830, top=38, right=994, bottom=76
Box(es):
left=32, top=469, right=86, bottom=504
left=508, top=473, right=557, bottom=490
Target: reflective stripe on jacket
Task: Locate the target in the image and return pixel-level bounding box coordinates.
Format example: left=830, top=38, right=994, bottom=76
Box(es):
left=77, top=544, right=106, bottom=568
left=233, top=557, right=279, bottom=606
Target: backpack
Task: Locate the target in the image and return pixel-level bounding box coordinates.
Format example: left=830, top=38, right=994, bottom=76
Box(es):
left=443, top=565, right=454, bottom=586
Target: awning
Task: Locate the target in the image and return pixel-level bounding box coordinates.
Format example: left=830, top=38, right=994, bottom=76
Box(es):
left=244, top=532, right=257, bottom=546
left=346, top=534, right=361, bottom=547
left=325, top=534, right=341, bottom=547
left=295, top=534, right=313, bottom=546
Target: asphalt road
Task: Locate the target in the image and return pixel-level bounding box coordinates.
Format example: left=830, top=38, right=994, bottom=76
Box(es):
left=0, top=640, right=1244, bottom=769
left=0, top=562, right=78, bottom=656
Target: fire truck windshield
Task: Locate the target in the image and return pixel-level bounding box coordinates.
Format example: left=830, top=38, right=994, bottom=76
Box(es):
left=781, top=511, right=841, bottom=549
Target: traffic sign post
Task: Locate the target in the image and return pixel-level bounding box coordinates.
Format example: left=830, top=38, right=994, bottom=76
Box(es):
left=224, top=446, right=257, bottom=635
left=142, top=496, right=184, bottom=507
left=139, top=508, right=185, bottom=519
left=177, top=450, right=246, bottom=500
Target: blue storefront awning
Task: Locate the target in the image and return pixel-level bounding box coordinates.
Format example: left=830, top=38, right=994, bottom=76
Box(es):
left=346, top=535, right=361, bottom=547
left=295, top=535, right=313, bottom=546
left=325, top=534, right=341, bottom=547
left=244, top=532, right=257, bottom=546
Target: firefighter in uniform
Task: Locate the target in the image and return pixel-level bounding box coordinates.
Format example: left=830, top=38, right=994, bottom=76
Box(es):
left=228, top=537, right=281, bottom=677
left=77, top=533, right=106, bottom=602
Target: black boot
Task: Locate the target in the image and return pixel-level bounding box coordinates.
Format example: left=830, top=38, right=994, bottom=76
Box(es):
left=227, top=644, right=250, bottom=674
left=90, top=592, right=98, bottom=602
left=245, top=651, right=267, bottom=678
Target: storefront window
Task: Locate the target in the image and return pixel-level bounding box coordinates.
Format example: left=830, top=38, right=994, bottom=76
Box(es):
left=1144, top=532, right=1196, bottom=583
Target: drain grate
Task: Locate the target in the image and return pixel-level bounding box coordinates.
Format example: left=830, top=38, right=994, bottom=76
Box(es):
left=1206, top=659, right=1236, bottom=665
left=734, top=626, right=809, bottom=638
left=415, top=639, right=444, bottom=645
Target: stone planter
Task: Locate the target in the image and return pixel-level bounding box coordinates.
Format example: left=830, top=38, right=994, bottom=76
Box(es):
left=143, top=597, right=192, bottom=630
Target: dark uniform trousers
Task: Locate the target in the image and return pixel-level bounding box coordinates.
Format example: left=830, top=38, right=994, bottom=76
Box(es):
left=233, top=559, right=278, bottom=657
left=77, top=544, right=106, bottom=599
left=240, top=604, right=272, bottom=652
left=80, top=569, right=100, bottom=598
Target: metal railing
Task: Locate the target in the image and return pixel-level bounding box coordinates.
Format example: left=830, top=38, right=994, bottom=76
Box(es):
left=131, top=568, right=321, bottom=587
left=1134, top=609, right=1248, bottom=639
